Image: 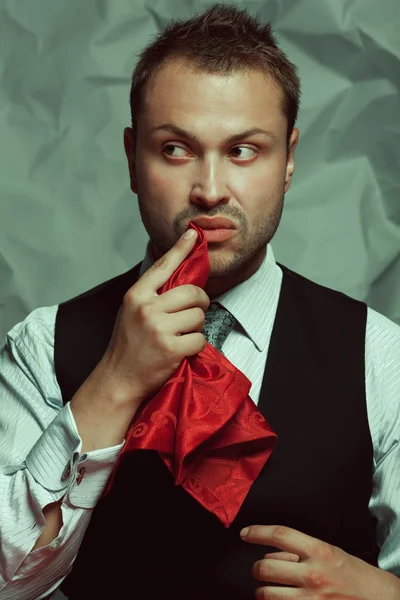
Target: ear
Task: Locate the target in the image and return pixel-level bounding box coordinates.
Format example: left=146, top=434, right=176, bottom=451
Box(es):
left=284, top=127, right=299, bottom=193
left=123, top=127, right=138, bottom=194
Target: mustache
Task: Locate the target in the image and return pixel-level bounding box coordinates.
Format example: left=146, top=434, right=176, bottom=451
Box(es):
left=174, top=206, right=248, bottom=233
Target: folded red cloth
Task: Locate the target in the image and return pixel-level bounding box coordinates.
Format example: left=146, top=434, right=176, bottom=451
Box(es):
left=104, top=223, right=277, bottom=527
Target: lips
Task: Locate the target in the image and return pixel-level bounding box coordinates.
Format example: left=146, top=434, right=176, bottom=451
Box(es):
left=192, top=217, right=237, bottom=230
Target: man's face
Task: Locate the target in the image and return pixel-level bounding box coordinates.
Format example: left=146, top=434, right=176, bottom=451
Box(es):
left=124, top=58, right=298, bottom=278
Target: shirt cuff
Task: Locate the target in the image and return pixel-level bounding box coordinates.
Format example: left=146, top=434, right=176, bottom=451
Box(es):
left=67, top=441, right=124, bottom=508
left=25, top=402, right=82, bottom=492
left=24, top=402, right=124, bottom=507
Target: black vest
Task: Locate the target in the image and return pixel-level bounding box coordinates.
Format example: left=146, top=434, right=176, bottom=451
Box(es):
left=56, top=262, right=379, bottom=599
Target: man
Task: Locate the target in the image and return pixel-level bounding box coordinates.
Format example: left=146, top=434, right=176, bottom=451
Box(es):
left=0, top=4, right=399, bottom=599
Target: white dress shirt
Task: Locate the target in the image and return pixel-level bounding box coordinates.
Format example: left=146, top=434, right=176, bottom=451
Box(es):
left=0, top=244, right=399, bottom=600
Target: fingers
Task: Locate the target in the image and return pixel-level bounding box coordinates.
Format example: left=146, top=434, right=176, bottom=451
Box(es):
left=174, top=331, right=207, bottom=357
left=136, top=229, right=198, bottom=295
left=254, top=584, right=297, bottom=599
left=252, top=558, right=306, bottom=587
left=157, top=285, right=210, bottom=314
left=166, top=307, right=206, bottom=334
left=240, top=525, right=315, bottom=560
left=264, top=552, right=300, bottom=562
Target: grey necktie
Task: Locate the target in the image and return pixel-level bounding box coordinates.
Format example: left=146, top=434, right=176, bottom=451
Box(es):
left=202, top=303, right=235, bottom=354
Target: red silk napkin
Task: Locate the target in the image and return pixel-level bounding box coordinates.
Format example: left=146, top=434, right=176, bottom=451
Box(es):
left=104, top=223, right=277, bottom=527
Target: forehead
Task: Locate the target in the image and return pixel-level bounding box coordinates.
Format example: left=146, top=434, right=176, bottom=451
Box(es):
left=140, top=58, right=286, bottom=138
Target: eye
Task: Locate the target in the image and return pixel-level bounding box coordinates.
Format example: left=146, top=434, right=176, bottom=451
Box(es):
left=163, top=144, right=190, bottom=158
left=229, top=146, right=257, bottom=160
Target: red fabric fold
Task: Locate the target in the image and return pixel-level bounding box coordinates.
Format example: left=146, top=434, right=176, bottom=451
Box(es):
left=104, top=223, right=277, bottom=527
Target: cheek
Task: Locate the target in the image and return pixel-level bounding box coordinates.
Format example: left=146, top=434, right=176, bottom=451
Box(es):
left=233, top=172, right=285, bottom=230
left=234, top=152, right=284, bottom=189
left=141, top=158, right=188, bottom=201
left=137, top=161, right=187, bottom=225
left=232, top=164, right=279, bottom=209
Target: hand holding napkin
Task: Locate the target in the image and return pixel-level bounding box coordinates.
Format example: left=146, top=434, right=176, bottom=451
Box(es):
left=104, top=223, right=277, bottom=527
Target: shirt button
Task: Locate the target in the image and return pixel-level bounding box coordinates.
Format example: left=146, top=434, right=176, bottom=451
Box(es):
left=76, top=467, right=85, bottom=485
left=49, top=539, right=60, bottom=550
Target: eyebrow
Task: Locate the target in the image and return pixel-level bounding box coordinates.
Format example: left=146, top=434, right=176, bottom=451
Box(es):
left=149, top=123, right=277, bottom=145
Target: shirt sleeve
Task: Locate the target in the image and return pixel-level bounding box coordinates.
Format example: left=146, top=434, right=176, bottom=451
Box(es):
left=0, top=306, right=124, bottom=599
left=365, top=307, right=400, bottom=577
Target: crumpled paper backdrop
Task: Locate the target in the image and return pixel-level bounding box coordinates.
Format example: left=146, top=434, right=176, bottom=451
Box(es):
left=1, top=0, right=399, bottom=345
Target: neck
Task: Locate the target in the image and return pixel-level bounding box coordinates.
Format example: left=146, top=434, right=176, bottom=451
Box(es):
left=205, top=248, right=266, bottom=300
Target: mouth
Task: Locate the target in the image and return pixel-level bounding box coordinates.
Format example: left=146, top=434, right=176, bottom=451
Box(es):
left=192, top=217, right=237, bottom=230
left=191, top=217, right=238, bottom=243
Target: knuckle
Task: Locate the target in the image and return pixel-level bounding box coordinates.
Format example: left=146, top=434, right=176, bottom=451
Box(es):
left=200, top=333, right=207, bottom=350
left=257, top=559, right=273, bottom=580
left=199, top=289, right=210, bottom=307
left=148, top=323, right=162, bottom=343
left=304, top=566, right=325, bottom=588
left=271, top=525, right=289, bottom=544
left=137, top=302, right=153, bottom=322
left=122, top=289, right=138, bottom=310
left=187, top=284, right=200, bottom=300
left=153, top=255, right=168, bottom=270
left=195, top=306, right=205, bottom=323
left=159, top=337, right=176, bottom=360
left=191, top=333, right=207, bottom=354
left=316, top=541, right=337, bottom=563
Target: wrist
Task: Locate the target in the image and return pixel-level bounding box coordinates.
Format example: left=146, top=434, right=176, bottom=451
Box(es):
left=70, top=366, right=142, bottom=454
left=94, top=355, right=146, bottom=409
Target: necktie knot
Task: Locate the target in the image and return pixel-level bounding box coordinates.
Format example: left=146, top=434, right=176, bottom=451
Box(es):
left=202, top=303, right=235, bottom=353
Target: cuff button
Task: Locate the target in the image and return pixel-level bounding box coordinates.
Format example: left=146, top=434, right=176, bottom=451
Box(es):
left=76, top=467, right=85, bottom=485
left=61, top=464, right=71, bottom=480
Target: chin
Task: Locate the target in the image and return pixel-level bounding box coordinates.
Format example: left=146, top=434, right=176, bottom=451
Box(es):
left=207, top=254, right=243, bottom=279
left=208, top=243, right=266, bottom=280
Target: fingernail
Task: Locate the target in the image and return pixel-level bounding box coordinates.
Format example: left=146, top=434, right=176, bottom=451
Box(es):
left=184, top=228, right=197, bottom=240
left=240, top=527, right=249, bottom=538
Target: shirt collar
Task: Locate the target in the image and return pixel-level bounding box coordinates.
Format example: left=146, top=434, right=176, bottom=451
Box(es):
left=139, top=241, right=282, bottom=352
left=215, top=245, right=282, bottom=352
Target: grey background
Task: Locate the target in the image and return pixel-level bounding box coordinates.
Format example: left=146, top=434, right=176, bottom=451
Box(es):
left=0, top=0, right=398, bottom=597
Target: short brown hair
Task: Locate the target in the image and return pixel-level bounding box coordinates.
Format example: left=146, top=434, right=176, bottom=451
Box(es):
left=129, top=3, right=301, bottom=148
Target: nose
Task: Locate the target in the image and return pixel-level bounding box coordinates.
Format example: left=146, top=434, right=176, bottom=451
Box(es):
left=190, top=158, right=230, bottom=208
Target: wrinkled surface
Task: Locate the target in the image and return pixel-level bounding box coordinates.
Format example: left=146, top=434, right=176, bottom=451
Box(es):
left=0, top=0, right=399, bottom=341
left=0, top=1, right=398, bottom=598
